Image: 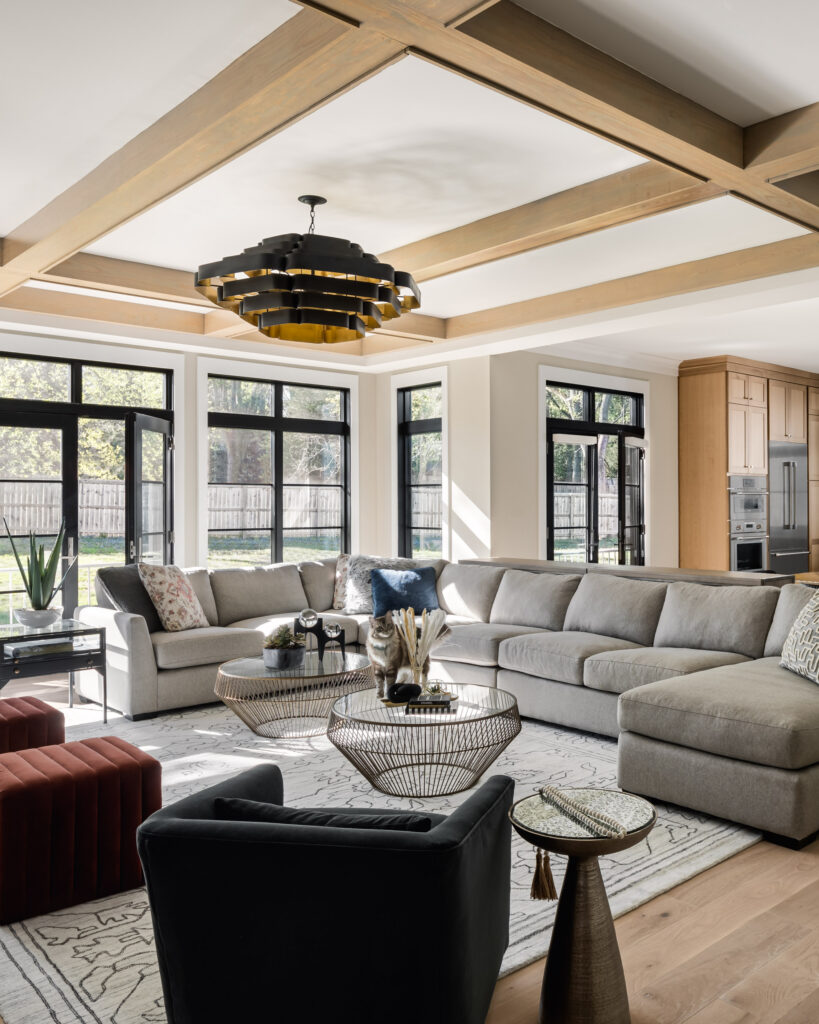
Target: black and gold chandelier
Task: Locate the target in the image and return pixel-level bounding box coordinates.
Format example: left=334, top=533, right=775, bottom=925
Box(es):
left=195, top=195, right=421, bottom=344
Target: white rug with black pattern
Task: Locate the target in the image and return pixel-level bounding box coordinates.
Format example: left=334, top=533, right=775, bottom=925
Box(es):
left=0, top=706, right=759, bottom=1024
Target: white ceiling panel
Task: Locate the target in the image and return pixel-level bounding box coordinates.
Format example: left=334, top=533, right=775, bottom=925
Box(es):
left=558, top=297, right=819, bottom=374
left=87, top=56, right=646, bottom=271
left=517, top=0, right=819, bottom=125
left=418, top=197, right=808, bottom=318
left=0, top=0, right=297, bottom=234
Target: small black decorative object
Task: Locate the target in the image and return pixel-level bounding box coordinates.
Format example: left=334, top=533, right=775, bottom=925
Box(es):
left=294, top=609, right=346, bottom=660
left=386, top=682, right=422, bottom=704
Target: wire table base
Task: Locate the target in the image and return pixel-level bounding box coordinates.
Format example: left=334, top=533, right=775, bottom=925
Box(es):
left=215, top=652, right=374, bottom=739
left=327, top=683, right=521, bottom=797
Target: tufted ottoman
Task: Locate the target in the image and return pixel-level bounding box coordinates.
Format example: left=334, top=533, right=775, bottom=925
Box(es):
left=0, top=736, right=161, bottom=923
left=0, top=696, right=65, bottom=753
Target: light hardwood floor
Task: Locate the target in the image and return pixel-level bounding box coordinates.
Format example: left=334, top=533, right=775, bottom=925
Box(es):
left=4, top=680, right=819, bottom=1023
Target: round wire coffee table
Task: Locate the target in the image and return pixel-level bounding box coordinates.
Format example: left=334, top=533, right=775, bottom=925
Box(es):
left=327, top=683, right=521, bottom=797
left=215, top=651, right=374, bottom=739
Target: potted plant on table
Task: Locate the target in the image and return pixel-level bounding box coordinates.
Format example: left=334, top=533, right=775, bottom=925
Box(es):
left=3, top=519, right=77, bottom=628
left=263, top=625, right=307, bottom=670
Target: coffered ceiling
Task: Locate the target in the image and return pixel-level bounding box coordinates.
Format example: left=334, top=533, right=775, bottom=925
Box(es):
left=3, top=0, right=819, bottom=372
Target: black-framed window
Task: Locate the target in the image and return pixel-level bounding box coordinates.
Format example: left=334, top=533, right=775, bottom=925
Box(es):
left=545, top=380, right=645, bottom=566
left=207, top=375, right=350, bottom=566
left=0, top=352, right=174, bottom=623
left=397, top=383, right=443, bottom=559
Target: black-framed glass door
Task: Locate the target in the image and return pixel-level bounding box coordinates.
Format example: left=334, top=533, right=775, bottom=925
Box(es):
left=126, top=413, right=173, bottom=565
left=0, top=412, right=78, bottom=621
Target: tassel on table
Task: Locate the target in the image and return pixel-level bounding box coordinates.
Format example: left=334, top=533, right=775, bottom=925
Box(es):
left=530, top=848, right=558, bottom=901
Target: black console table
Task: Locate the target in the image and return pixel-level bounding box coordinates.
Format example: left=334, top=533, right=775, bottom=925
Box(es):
left=0, top=619, right=108, bottom=723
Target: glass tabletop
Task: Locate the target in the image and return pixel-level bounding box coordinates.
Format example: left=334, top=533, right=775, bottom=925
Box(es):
left=220, top=651, right=371, bottom=680
left=511, top=788, right=655, bottom=840
left=0, top=619, right=93, bottom=640
left=332, top=682, right=518, bottom=726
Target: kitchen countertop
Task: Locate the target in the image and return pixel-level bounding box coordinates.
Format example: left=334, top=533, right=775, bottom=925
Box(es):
left=460, top=557, right=794, bottom=587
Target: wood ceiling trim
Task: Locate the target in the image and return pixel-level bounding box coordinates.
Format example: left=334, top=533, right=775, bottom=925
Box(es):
left=380, top=163, right=722, bottom=281
left=39, top=252, right=209, bottom=305
left=0, top=9, right=404, bottom=298
left=745, top=102, right=819, bottom=183
left=446, top=232, right=819, bottom=339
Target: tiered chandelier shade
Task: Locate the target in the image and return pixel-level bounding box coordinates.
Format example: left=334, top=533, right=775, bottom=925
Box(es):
left=195, top=231, right=421, bottom=345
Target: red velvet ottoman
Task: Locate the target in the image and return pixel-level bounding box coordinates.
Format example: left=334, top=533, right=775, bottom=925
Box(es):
left=0, top=696, right=65, bottom=753
left=0, top=736, right=162, bottom=923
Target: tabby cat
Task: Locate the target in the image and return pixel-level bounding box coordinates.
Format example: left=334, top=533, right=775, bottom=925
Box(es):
left=366, top=612, right=420, bottom=697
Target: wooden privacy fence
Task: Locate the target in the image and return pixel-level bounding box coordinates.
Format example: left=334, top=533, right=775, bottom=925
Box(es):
left=0, top=480, right=125, bottom=535
left=554, top=492, right=618, bottom=530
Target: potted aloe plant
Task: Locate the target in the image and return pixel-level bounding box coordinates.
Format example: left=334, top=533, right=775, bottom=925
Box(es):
left=4, top=519, right=76, bottom=628
left=263, top=624, right=306, bottom=670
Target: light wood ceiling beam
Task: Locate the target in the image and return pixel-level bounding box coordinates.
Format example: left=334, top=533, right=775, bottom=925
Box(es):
left=745, top=103, right=819, bottom=183
left=39, top=252, right=209, bottom=305
left=0, top=9, right=403, bottom=298
left=381, top=163, right=722, bottom=281
left=446, top=233, right=819, bottom=339
left=294, top=0, right=819, bottom=230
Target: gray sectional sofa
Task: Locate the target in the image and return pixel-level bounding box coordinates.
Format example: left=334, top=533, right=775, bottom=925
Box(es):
left=76, top=558, right=819, bottom=842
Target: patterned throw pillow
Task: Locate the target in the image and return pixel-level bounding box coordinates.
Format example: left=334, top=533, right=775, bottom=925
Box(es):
left=332, top=553, right=351, bottom=610
left=343, top=554, right=419, bottom=614
left=780, top=590, right=819, bottom=683
left=137, top=563, right=210, bottom=633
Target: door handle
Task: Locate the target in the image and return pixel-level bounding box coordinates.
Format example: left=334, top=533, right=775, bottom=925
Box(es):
left=791, top=462, right=798, bottom=530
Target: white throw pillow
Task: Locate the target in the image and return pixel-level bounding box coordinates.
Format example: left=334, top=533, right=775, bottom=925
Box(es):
left=780, top=589, right=819, bottom=683
left=137, top=563, right=210, bottom=633
left=343, top=554, right=419, bottom=614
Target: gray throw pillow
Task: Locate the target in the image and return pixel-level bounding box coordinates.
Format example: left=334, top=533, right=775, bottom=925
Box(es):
left=780, top=590, right=819, bottom=683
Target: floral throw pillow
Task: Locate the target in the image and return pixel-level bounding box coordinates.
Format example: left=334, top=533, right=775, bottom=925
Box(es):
left=343, top=554, right=419, bottom=614
left=333, top=553, right=351, bottom=610
left=137, top=563, right=210, bottom=633
left=780, top=590, right=819, bottom=684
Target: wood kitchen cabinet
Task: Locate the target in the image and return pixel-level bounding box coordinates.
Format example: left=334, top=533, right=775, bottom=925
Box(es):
left=811, top=482, right=819, bottom=571
left=769, top=380, right=807, bottom=442
left=728, top=403, right=767, bottom=473
left=679, top=356, right=819, bottom=571
left=728, top=372, right=767, bottom=406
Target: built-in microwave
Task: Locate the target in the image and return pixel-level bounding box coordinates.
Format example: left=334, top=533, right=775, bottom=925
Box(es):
left=729, top=490, right=767, bottom=521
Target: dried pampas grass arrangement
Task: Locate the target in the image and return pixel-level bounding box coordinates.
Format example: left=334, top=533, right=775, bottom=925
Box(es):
left=392, top=607, right=450, bottom=686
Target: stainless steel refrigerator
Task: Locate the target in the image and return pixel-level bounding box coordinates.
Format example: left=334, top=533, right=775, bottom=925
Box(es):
left=769, top=441, right=810, bottom=574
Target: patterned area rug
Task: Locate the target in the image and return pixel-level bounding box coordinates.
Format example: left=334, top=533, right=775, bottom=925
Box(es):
left=0, top=706, right=759, bottom=1024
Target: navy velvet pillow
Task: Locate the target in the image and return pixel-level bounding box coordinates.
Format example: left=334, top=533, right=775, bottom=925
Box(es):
left=370, top=566, right=440, bottom=619
left=214, top=798, right=433, bottom=833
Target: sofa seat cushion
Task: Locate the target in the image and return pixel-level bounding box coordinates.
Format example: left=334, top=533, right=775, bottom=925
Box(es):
left=358, top=613, right=476, bottom=646
left=563, top=573, right=667, bottom=646
left=499, top=631, right=641, bottom=686
left=151, top=627, right=262, bottom=670
left=432, top=623, right=545, bottom=667
left=618, top=657, right=819, bottom=770
left=653, top=581, right=779, bottom=660
left=584, top=647, right=750, bottom=695
left=229, top=612, right=362, bottom=647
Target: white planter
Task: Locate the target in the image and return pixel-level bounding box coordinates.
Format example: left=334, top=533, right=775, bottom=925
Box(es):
left=14, top=607, right=63, bottom=629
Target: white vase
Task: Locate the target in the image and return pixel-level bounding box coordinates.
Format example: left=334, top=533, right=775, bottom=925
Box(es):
left=14, top=607, right=63, bottom=629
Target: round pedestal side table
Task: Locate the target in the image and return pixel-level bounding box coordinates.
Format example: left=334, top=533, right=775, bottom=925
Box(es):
left=510, top=788, right=656, bottom=1024
left=215, top=651, right=374, bottom=739
left=327, top=683, right=521, bottom=797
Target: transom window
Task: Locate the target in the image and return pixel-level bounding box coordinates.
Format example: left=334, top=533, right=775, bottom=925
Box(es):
left=207, top=376, right=350, bottom=567
left=545, top=380, right=645, bottom=566
left=397, top=383, right=443, bottom=559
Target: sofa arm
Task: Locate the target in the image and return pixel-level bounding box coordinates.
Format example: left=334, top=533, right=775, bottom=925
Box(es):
left=75, top=605, right=159, bottom=718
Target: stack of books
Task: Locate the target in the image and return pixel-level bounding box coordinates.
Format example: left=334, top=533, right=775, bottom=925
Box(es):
left=405, top=694, right=455, bottom=714
left=7, top=638, right=75, bottom=659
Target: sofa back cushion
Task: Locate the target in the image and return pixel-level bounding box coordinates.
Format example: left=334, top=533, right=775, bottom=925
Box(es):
left=563, top=573, right=667, bottom=646
left=185, top=569, right=219, bottom=626
left=210, top=564, right=309, bottom=625
left=298, top=558, right=337, bottom=612
left=489, top=570, right=581, bottom=630
left=764, top=584, right=815, bottom=657
left=436, top=564, right=505, bottom=622
left=654, top=581, right=779, bottom=659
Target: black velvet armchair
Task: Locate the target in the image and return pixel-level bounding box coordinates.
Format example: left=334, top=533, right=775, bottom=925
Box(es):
left=137, top=764, right=514, bottom=1024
